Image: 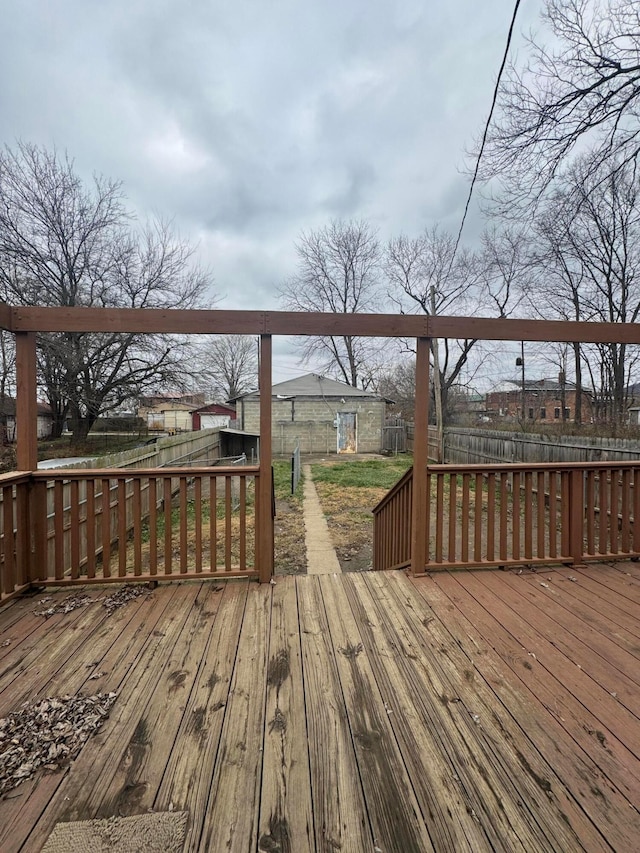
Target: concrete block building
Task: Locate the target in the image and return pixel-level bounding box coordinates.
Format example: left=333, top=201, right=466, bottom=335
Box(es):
left=232, top=373, right=388, bottom=454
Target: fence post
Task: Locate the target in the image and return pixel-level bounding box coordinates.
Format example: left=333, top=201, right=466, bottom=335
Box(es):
left=569, top=467, right=585, bottom=565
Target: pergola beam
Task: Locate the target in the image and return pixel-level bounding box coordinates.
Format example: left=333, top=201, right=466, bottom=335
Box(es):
left=5, top=305, right=640, bottom=345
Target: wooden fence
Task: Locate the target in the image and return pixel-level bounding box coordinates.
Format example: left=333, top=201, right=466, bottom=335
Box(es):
left=443, top=426, right=640, bottom=464
left=373, top=461, right=640, bottom=573
left=0, top=466, right=261, bottom=601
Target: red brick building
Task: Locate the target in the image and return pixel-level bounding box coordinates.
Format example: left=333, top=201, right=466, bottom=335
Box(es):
left=485, top=379, right=593, bottom=424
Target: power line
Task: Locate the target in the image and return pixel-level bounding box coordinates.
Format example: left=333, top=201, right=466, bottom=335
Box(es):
left=448, top=0, right=524, bottom=270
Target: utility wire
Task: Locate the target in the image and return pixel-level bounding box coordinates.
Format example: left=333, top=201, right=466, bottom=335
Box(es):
left=448, top=0, right=524, bottom=272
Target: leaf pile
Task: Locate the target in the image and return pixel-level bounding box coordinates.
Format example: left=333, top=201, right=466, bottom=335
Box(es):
left=0, top=692, right=117, bottom=796
left=34, top=594, right=93, bottom=618
left=102, top=584, right=151, bottom=615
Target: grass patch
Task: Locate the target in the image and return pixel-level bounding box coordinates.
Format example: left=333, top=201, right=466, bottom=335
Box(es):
left=273, top=460, right=306, bottom=574
left=311, top=456, right=412, bottom=489
left=273, top=460, right=304, bottom=505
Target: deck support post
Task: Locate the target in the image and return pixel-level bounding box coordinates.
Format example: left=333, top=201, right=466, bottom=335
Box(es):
left=411, top=336, right=430, bottom=577
left=257, top=334, right=274, bottom=582
left=15, top=332, right=39, bottom=585
left=16, top=332, right=38, bottom=472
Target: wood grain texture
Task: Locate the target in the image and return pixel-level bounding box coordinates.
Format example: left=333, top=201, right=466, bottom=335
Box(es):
left=155, top=580, right=249, bottom=849
left=318, top=573, right=434, bottom=853
left=9, top=304, right=640, bottom=344
left=0, top=568, right=637, bottom=852
left=297, top=576, right=373, bottom=853
left=420, top=571, right=640, bottom=814
left=198, top=582, right=271, bottom=853
left=258, top=576, right=313, bottom=853
left=15, top=332, right=37, bottom=471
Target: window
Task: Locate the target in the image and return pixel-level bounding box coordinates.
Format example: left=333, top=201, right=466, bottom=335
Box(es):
left=564, top=407, right=571, bottom=420
left=539, top=407, right=546, bottom=420
left=528, top=407, right=534, bottom=419
left=554, top=407, right=561, bottom=419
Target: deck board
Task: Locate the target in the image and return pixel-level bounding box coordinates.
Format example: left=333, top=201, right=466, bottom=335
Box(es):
left=198, top=583, right=271, bottom=853
left=379, top=571, right=588, bottom=851
left=155, top=580, right=249, bottom=849
left=346, top=572, right=511, bottom=851
left=417, top=569, right=640, bottom=849
left=258, top=574, right=314, bottom=853
left=297, top=574, right=374, bottom=852
left=0, top=567, right=638, bottom=852
left=319, top=573, right=434, bottom=853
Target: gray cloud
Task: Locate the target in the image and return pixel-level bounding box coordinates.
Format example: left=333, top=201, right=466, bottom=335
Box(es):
left=0, top=0, right=543, bottom=378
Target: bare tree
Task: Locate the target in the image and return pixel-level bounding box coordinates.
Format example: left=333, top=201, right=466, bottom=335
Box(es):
left=483, top=0, right=640, bottom=204
left=0, top=332, right=15, bottom=400
left=385, top=226, right=483, bottom=425
left=374, top=358, right=416, bottom=421
left=477, top=226, right=529, bottom=318
left=279, top=219, right=382, bottom=388
left=200, top=335, right=258, bottom=400
left=0, top=143, right=214, bottom=442
left=532, top=152, right=640, bottom=425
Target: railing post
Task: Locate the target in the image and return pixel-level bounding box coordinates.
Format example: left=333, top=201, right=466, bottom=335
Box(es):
left=257, top=334, right=274, bottom=582
left=25, top=477, right=48, bottom=584
left=569, top=467, right=585, bottom=565
left=411, top=336, right=430, bottom=576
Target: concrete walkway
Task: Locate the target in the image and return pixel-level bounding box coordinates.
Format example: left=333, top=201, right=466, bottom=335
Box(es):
left=302, top=464, right=342, bottom=574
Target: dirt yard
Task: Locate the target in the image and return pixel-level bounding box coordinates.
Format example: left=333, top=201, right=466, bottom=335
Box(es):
left=311, top=455, right=412, bottom=571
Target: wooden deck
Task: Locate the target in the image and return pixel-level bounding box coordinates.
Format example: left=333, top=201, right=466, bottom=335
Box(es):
left=0, top=565, right=639, bottom=852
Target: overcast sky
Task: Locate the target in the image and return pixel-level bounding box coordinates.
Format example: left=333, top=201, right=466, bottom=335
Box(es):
left=0, top=0, right=543, bottom=382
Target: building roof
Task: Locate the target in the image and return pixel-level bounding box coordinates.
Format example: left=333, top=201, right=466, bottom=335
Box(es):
left=193, top=402, right=236, bottom=415
left=139, top=392, right=206, bottom=407
left=232, top=373, right=384, bottom=401
left=489, top=378, right=579, bottom=395
left=0, top=397, right=52, bottom=417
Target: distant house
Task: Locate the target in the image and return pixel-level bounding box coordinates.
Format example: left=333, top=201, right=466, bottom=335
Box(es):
left=0, top=397, right=53, bottom=442
left=485, top=379, right=593, bottom=424
left=231, top=373, right=389, bottom=454
left=138, top=393, right=206, bottom=433
left=628, top=407, right=640, bottom=427
left=192, top=402, right=236, bottom=431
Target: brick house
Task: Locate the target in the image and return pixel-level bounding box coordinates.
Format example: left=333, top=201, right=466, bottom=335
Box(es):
left=232, top=373, right=388, bottom=454
left=485, top=379, right=593, bottom=424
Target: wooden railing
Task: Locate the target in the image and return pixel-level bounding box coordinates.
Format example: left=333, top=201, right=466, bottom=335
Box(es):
left=373, top=461, right=640, bottom=573
left=0, top=472, right=33, bottom=603
left=372, top=467, right=413, bottom=571
left=0, top=466, right=260, bottom=592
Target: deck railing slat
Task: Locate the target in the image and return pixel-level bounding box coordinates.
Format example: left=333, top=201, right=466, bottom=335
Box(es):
left=373, top=460, right=640, bottom=574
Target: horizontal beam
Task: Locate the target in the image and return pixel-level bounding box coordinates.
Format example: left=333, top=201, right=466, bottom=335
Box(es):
left=429, top=315, right=640, bottom=344
left=7, top=305, right=640, bottom=344
left=0, top=302, right=12, bottom=331
left=9, top=307, right=429, bottom=337
left=31, top=465, right=261, bottom=480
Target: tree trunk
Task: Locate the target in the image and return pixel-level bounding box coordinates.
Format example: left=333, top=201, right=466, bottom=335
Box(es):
left=69, top=405, right=97, bottom=445
left=572, top=342, right=582, bottom=425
